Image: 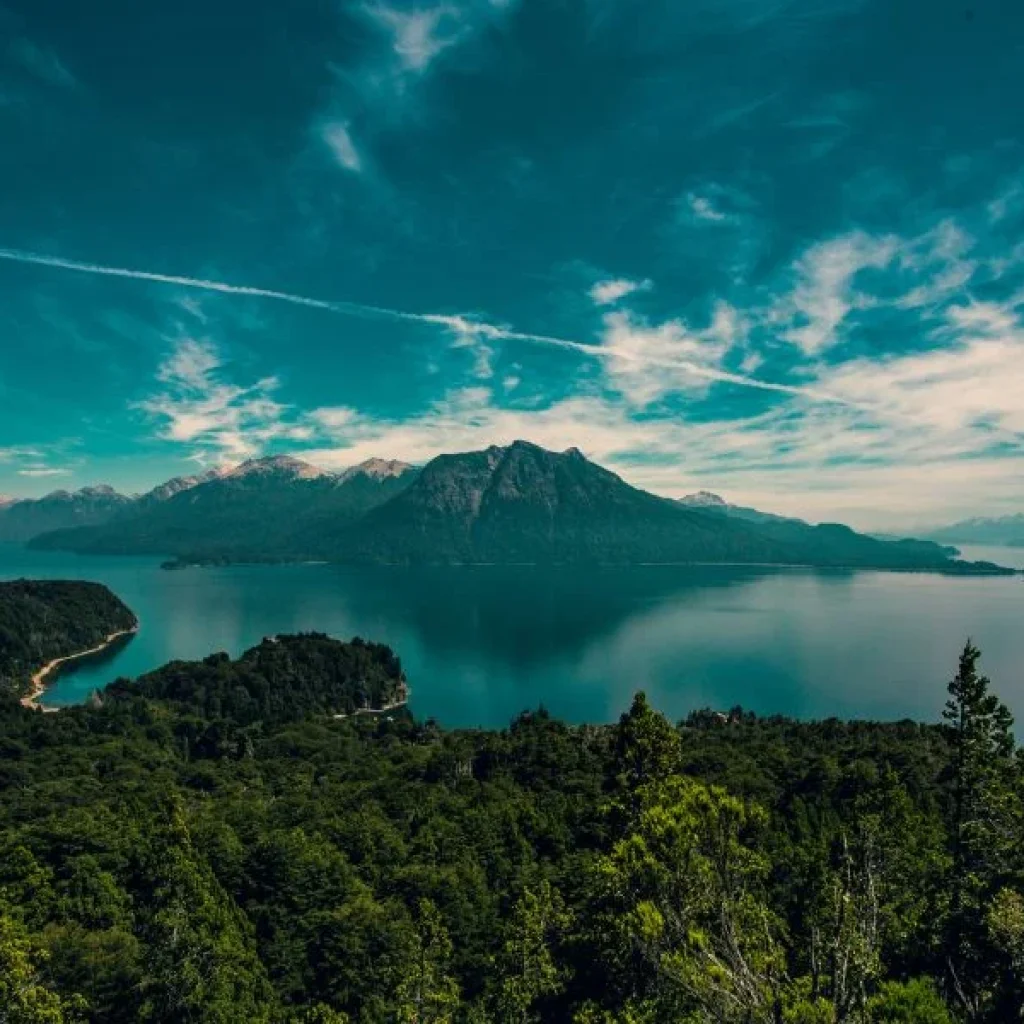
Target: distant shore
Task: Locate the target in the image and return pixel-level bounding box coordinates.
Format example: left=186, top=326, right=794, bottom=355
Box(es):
left=21, top=624, right=139, bottom=712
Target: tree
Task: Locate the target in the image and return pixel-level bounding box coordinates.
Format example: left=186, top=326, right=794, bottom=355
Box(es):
left=866, top=978, right=953, bottom=1023
left=393, top=900, right=460, bottom=1024
left=584, top=776, right=786, bottom=1021
left=497, top=881, right=572, bottom=1023
left=137, top=798, right=273, bottom=1023
left=941, top=642, right=1019, bottom=1016
left=0, top=909, right=85, bottom=1024
left=613, top=694, right=681, bottom=799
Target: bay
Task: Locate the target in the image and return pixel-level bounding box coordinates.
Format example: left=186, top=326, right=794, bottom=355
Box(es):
left=2, top=544, right=1022, bottom=728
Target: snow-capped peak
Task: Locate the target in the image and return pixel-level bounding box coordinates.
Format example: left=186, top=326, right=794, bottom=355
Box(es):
left=339, top=458, right=414, bottom=482
left=679, top=491, right=727, bottom=508
left=226, top=455, right=330, bottom=481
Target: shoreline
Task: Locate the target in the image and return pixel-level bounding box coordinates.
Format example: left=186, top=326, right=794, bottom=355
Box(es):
left=20, top=625, right=139, bottom=713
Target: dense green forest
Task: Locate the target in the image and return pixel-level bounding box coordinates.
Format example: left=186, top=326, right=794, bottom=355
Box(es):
left=0, top=581, right=137, bottom=698
left=1, top=625, right=1022, bottom=1021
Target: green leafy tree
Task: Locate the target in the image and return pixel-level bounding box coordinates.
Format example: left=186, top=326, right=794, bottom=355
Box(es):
left=393, top=899, right=460, bottom=1024
left=0, top=909, right=85, bottom=1023
left=866, top=977, right=953, bottom=1023
left=497, top=881, right=572, bottom=1023
left=585, top=776, right=786, bottom=1021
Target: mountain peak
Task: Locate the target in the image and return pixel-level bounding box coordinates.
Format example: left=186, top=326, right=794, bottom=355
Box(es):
left=226, top=455, right=329, bottom=481
left=142, top=468, right=224, bottom=503
left=78, top=484, right=122, bottom=499
left=680, top=491, right=727, bottom=508
left=339, top=458, right=415, bottom=482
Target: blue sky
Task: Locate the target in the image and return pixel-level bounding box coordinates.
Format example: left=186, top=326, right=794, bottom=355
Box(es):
left=1, top=0, right=1022, bottom=529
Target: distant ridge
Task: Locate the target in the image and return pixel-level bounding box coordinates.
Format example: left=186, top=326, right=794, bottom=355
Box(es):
left=925, top=513, right=1024, bottom=548
left=12, top=442, right=1012, bottom=572
left=0, top=484, right=133, bottom=543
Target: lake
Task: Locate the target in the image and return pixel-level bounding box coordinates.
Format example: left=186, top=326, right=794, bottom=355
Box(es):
left=2, top=544, right=1022, bottom=728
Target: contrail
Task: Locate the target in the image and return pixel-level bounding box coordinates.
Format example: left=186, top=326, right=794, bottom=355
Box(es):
left=0, top=247, right=413, bottom=321
left=0, top=247, right=843, bottom=403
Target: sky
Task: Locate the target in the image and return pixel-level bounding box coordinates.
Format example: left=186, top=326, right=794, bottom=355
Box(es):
left=1, top=0, right=1023, bottom=530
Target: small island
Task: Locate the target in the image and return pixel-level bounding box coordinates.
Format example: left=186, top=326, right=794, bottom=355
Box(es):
left=0, top=579, right=138, bottom=706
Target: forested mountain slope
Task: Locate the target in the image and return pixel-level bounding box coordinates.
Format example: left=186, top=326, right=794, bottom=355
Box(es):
left=0, top=580, right=137, bottom=698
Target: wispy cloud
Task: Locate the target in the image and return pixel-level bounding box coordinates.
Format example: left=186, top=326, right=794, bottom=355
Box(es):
left=0, top=446, right=44, bottom=462
left=320, top=120, right=363, bottom=173
left=139, top=339, right=311, bottom=463
left=780, top=231, right=897, bottom=355
left=8, top=37, right=76, bottom=89
left=18, top=466, right=70, bottom=478
left=366, top=4, right=461, bottom=73
left=686, top=193, right=727, bottom=223
left=589, top=277, right=652, bottom=306
left=0, top=247, right=828, bottom=401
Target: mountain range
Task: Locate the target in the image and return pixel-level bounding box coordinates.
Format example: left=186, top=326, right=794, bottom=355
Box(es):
left=6, top=442, right=1011, bottom=572
left=924, top=514, right=1024, bottom=549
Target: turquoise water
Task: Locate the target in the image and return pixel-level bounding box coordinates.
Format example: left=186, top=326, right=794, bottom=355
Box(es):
left=2, top=545, right=1022, bottom=728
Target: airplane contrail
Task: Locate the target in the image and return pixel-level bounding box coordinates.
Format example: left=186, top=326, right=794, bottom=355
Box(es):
left=0, top=247, right=844, bottom=403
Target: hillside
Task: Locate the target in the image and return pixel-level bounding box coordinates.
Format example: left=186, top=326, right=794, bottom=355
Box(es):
left=23, top=443, right=1010, bottom=571
left=926, top=513, right=1024, bottom=548
left=328, top=442, right=791, bottom=565
left=0, top=485, right=133, bottom=543
left=0, top=626, right=1019, bottom=1021
left=332, top=442, right=998, bottom=570
left=679, top=491, right=966, bottom=569
left=0, top=579, right=137, bottom=698
left=32, top=456, right=417, bottom=561
left=106, top=632, right=408, bottom=725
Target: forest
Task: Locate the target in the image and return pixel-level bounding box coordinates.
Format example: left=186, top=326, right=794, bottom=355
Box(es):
left=0, top=581, right=137, bottom=699
left=0, top=626, right=1022, bottom=1022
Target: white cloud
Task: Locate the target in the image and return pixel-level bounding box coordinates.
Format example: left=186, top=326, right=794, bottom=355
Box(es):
left=589, top=277, right=652, bottom=306
left=988, top=179, right=1023, bottom=224
left=140, top=339, right=306, bottom=464
left=320, top=121, right=363, bottom=173
left=781, top=231, right=898, bottom=355
left=686, top=193, right=727, bottom=223
left=17, top=466, right=70, bottom=478
left=366, top=4, right=461, bottom=72
left=0, top=447, right=44, bottom=463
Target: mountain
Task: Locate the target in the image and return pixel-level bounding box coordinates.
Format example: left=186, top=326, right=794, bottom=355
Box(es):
left=25, top=443, right=1009, bottom=571
left=678, top=490, right=964, bottom=567
left=31, top=455, right=418, bottom=560
left=679, top=491, right=805, bottom=527
left=925, top=514, right=1024, bottom=548
left=0, top=485, right=133, bottom=543
left=136, top=468, right=224, bottom=507
left=328, top=441, right=988, bottom=570
left=339, top=457, right=414, bottom=482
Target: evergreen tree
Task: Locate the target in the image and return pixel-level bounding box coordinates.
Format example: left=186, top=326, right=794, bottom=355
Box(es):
left=942, top=641, right=1019, bottom=1017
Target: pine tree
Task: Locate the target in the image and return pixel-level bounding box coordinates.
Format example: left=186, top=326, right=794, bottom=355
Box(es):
left=941, top=641, right=1018, bottom=1017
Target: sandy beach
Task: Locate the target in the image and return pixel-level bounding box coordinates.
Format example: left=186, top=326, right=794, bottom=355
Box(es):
left=20, top=625, right=139, bottom=713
